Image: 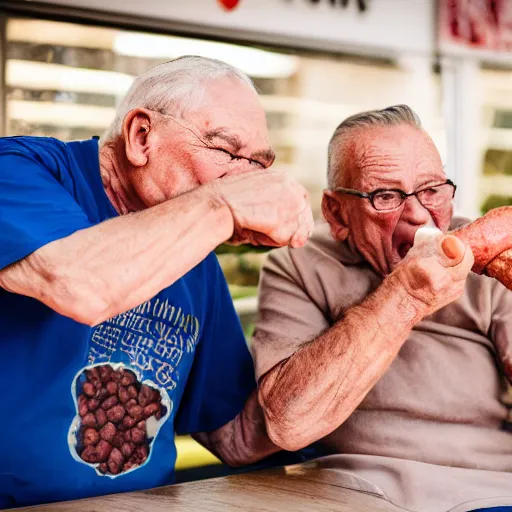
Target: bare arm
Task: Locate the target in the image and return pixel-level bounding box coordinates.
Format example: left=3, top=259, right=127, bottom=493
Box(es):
left=192, top=390, right=279, bottom=467
left=258, top=275, right=421, bottom=451
left=258, top=235, right=474, bottom=452
left=0, top=169, right=313, bottom=327
left=0, top=185, right=232, bottom=326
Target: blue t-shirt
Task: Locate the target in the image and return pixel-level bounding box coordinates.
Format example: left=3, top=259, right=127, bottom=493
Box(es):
left=0, top=137, right=255, bottom=508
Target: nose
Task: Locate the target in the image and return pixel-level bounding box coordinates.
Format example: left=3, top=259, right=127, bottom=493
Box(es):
left=401, top=195, right=433, bottom=226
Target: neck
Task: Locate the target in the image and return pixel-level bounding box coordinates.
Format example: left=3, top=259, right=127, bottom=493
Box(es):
left=99, top=140, right=146, bottom=214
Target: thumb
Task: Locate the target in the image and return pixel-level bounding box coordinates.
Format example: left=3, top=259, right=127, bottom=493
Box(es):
left=441, top=235, right=465, bottom=265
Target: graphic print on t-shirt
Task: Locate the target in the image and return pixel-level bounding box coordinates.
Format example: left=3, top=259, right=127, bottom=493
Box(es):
left=68, top=296, right=200, bottom=478
left=68, top=362, right=172, bottom=477
left=88, top=296, right=200, bottom=391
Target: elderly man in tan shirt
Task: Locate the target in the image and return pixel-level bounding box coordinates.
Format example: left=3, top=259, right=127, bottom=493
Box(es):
left=252, top=105, right=512, bottom=512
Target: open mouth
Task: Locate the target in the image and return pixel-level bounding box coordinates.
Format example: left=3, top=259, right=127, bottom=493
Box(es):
left=397, top=243, right=412, bottom=259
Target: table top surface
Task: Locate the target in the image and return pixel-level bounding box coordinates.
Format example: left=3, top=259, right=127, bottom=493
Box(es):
left=12, top=461, right=403, bottom=512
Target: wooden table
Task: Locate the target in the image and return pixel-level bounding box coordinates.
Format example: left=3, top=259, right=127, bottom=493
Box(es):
left=12, top=462, right=402, bottom=512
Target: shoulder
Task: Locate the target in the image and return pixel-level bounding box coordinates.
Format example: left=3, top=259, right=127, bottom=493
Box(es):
left=0, top=136, right=70, bottom=170
left=450, top=215, right=471, bottom=230
left=261, top=222, right=352, bottom=311
left=261, top=222, right=382, bottom=322
left=265, top=221, right=361, bottom=280
left=0, top=136, right=67, bottom=157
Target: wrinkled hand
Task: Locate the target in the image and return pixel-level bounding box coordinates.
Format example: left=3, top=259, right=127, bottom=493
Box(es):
left=212, top=170, right=314, bottom=248
left=393, top=234, right=474, bottom=317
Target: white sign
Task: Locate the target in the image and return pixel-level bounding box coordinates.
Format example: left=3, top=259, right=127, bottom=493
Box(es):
left=32, top=0, right=435, bottom=56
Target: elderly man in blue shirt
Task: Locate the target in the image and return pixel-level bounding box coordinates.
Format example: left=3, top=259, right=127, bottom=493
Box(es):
left=0, top=55, right=313, bottom=508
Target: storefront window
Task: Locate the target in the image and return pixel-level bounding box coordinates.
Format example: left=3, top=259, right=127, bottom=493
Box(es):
left=6, top=17, right=445, bottom=336
left=479, top=67, right=512, bottom=215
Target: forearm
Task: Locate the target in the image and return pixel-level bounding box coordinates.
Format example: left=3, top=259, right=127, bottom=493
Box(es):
left=193, top=390, right=280, bottom=467
left=0, top=185, right=233, bottom=325
left=258, top=275, right=424, bottom=451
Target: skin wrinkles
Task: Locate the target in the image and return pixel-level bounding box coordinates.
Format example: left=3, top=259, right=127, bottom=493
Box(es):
left=105, top=77, right=275, bottom=211
left=256, top=121, right=474, bottom=451
left=0, top=73, right=315, bottom=469
left=203, top=128, right=276, bottom=166
left=334, top=124, right=452, bottom=276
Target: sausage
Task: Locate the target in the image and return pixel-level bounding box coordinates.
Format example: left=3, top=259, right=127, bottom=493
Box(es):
left=449, top=206, right=512, bottom=290
left=452, top=207, right=512, bottom=274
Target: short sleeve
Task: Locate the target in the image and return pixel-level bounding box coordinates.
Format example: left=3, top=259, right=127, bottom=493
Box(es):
left=174, top=257, right=256, bottom=434
left=0, top=150, right=92, bottom=270
left=252, top=247, right=329, bottom=380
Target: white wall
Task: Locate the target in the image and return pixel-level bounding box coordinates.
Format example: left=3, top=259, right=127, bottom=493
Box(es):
left=34, top=0, right=435, bottom=57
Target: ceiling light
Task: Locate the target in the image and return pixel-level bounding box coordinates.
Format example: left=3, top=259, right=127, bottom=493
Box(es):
left=114, top=33, right=299, bottom=79
left=6, top=60, right=134, bottom=96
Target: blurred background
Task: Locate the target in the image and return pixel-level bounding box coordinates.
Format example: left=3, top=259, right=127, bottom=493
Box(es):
left=2, top=0, right=512, bottom=477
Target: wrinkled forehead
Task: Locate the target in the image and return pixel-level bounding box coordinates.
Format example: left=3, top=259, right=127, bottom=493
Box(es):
left=184, top=77, right=269, bottom=145
left=347, top=124, right=445, bottom=190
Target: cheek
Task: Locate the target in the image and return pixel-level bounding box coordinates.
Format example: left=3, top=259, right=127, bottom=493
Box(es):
left=352, top=208, right=398, bottom=243
left=430, top=205, right=453, bottom=231
left=189, top=153, right=227, bottom=184
left=192, top=154, right=261, bottom=183
left=368, top=211, right=400, bottom=239
left=376, top=212, right=400, bottom=232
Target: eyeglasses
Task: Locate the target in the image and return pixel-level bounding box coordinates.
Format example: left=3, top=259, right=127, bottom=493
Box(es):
left=332, top=179, right=456, bottom=212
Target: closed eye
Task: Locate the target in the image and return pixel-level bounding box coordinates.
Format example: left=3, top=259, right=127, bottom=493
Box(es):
left=213, top=148, right=265, bottom=168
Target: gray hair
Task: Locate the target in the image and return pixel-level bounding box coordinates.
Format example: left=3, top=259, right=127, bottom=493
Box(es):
left=101, top=55, right=256, bottom=145
left=327, top=104, right=423, bottom=188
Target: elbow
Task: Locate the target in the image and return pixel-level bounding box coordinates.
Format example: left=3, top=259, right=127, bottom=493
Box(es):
left=69, top=302, right=113, bottom=327
left=218, top=445, right=273, bottom=468
left=45, top=268, right=114, bottom=326
left=57, top=287, right=113, bottom=327
left=257, top=385, right=314, bottom=453
left=219, top=453, right=249, bottom=468
left=264, top=417, right=311, bottom=453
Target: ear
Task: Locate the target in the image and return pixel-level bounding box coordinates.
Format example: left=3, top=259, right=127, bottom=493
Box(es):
left=322, top=191, right=350, bottom=241
left=122, top=108, right=153, bottom=168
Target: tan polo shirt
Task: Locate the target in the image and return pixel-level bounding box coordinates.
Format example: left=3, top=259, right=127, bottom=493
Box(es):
left=252, top=219, right=512, bottom=512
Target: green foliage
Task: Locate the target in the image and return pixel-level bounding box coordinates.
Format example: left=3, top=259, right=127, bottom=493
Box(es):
left=481, top=194, right=512, bottom=215
left=218, top=251, right=269, bottom=287
left=483, top=149, right=512, bottom=176
left=243, top=322, right=255, bottom=340
left=215, top=243, right=272, bottom=255
left=228, top=284, right=259, bottom=300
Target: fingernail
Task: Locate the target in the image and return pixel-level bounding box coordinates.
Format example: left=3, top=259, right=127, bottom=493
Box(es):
left=442, top=236, right=464, bottom=260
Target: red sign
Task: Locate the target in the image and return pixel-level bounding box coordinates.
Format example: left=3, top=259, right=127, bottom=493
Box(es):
left=217, top=0, right=240, bottom=11
left=440, top=0, right=512, bottom=52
